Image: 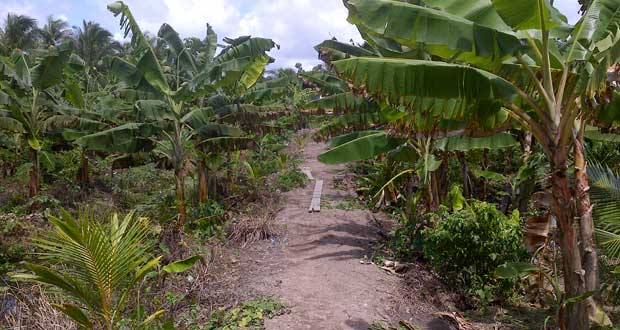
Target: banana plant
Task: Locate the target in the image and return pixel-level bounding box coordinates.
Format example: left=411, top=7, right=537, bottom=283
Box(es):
left=76, top=2, right=278, bottom=244
left=307, top=40, right=517, bottom=213
left=0, top=41, right=75, bottom=197
left=328, top=0, right=620, bottom=327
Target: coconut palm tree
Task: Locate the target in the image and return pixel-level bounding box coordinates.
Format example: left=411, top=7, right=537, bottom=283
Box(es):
left=0, top=13, right=38, bottom=54
left=73, top=20, right=121, bottom=69
left=37, top=15, right=71, bottom=47
left=11, top=210, right=200, bottom=329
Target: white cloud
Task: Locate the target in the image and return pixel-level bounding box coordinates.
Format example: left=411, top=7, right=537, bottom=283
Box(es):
left=0, top=0, right=585, bottom=69
left=231, top=0, right=361, bottom=69
left=554, top=1, right=582, bottom=24
left=159, top=0, right=241, bottom=37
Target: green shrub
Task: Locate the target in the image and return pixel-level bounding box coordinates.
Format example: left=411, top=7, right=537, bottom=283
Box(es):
left=423, top=201, right=524, bottom=300
left=275, top=169, right=308, bottom=192
left=189, top=200, right=227, bottom=240
left=204, top=298, right=286, bottom=330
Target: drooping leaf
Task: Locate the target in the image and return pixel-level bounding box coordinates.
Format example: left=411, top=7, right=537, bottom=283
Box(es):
left=304, top=92, right=380, bottom=114
left=141, top=309, right=167, bottom=325
left=203, top=24, right=218, bottom=64
left=573, top=0, right=620, bottom=45
left=213, top=37, right=277, bottom=65
left=299, top=72, right=348, bottom=94
left=134, top=100, right=175, bottom=121
left=372, top=169, right=416, bottom=200
left=158, top=23, right=197, bottom=74
left=76, top=123, right=159, bottom=153
left=564, top=292, right=595, bottom=306
left=109, top=57, right=159, bottom=95
left=163, top=255, right=201, bottom=273
left=328, top=130, right=381, bottom=148
left=422, top=0, right=512, bottom=31
left=239, top=54, right=271, bottom=89
left=108, top=1, right=171, bottom=95
left=319, top=131, right=404, bottom=164
left=434, top=133, right=518, bottom=151
left=474, top=169, right=506, bottom=181
left=345, top=0, right=522, bottom=60
left=494, top=262, right=540, bottom=279
left=63, top=80, right=85, bottom=109
left=585, top=129, right=620, bottom=143
left=31, top=41, right=73, bottom=90
left=314, top=39, right=376, bottom=61
left=333, top=57, right=518, bottom=103
left=492, top=0, right=567, bottom=31
left=194, top=123, right=244, bottom=140
left=52, top=303, right=92, bottom=329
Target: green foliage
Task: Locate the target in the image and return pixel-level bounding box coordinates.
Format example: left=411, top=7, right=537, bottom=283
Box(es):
left=12, top=210, right=163, bottom=329
left=275, top=168, right=308, bottom=192
left=11, top=210, right=199, bottom=329
left=163, top=255, right=201, bottom=273
left=588, top=163, right=620, bottom=305
left=188, top=200, right=227, bottom=240
left=589, top=163, right=620, bottom=259
left=319, top=131, right=404, bottom=164
left=204, top=298, right=286, bottom=330
left=333, top=198, right=363, bottom=211
left=423, top=202, right=524, bottom=299
left=0, top=214, right=32, bottom=274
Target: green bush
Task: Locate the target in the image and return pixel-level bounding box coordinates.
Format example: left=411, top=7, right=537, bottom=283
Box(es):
left=275, top=169, right=308, bottom=192
left=423, top=201, right=524, bottom=300
left=204, top=298, right=286, bottom=330
left=189, top=200, right=227, bottom=240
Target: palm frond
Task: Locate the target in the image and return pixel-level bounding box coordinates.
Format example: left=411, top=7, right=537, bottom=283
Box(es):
left=29, top=210, right=157, bottom=323
left=589, top=162, right=620, bottom=259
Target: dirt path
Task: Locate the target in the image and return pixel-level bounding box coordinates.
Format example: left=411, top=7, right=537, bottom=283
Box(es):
left=261, top=139, right=413, bottom=329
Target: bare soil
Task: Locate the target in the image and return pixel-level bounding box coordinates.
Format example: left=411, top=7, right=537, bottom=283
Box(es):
left=240, top=138, right=460, bottom=329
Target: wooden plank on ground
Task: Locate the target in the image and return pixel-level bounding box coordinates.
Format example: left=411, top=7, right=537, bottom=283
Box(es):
left=308, top=179, right=323, bottom=213
left=301, top=167, right=313, bottom=180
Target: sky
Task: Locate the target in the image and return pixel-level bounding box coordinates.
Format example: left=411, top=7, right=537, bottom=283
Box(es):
left=0, top=0, right=583, bottom=70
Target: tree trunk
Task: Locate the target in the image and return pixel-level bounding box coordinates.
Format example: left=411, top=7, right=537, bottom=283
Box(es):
left=574, top=129, right=609, bottom=326
left=176, top=172, right=187, bottom=226
left=77, top=150, right=90, bottom=186
left=28, top=149, right=40, bottom=197
left=197, top=158, right=208, bottom=204
left=457, top=151, right=471, bottom=198
left=522, top=132, right=533, bottom=162
left=550, top=165, right=589, bottom=330
left=482, top=149, right=489, bottom=199
left=431, top=171, right=440, bottom=210
left=574, top=131, right=598, bottom=293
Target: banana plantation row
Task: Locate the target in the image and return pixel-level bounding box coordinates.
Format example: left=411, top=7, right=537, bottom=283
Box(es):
left=1, top=0, right=620, bottom=329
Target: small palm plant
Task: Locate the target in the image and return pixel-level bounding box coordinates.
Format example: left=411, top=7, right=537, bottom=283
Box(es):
left=12, top=210, right=198, bottom=329
left=587, top=163, right=620, bottom=303
left=589, top=163, right=620, bottom=259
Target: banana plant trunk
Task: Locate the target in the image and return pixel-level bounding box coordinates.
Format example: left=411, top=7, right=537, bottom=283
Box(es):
left=574, top=128, right=605, bottom=325
left=175, top=171, right=187, bottom=227
left=574, top=131, right=599, bottom=293
left=550, top=164, right=588, bottom=330
left=457, top=151, right=471, bottom=198
left=197, top=157, right=208, bottom=204
left=77, top=149, right=89, bottom=186
left=28, top=148, right=40, bottom=197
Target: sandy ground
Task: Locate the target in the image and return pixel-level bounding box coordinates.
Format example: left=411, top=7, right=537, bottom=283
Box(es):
left=263, top=140, right=398, bottom=329
left=249, top=139, right=454, bottom=330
